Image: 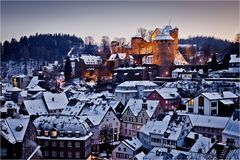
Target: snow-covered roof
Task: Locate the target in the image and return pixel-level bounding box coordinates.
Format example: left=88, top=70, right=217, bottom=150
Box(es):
left=115, top=67, right=146, bottom=71
left=222, top=109, right=240, bottom=138
left=124, top=99, right=159, bottom=118
left=0, top=101, right=19, bottom=113
left=155, top=33, right=174, bottom=41
left=80, top=54, right=102, bottom=65
left=144, top=147, right=189, bottom=160
left=122, top=137, right=142, bottom=151
left=229, top=54, right=240, bottom=63
left=179, top=113, right=229, bottom=129
left=134, top=151, right=145, bottom=160
left=108, top=53, right=129, bottom=61
left=117, top=81, right=158, bottom=88
left=27, top=76, right=40, bottom=89
left=174, top=51, right=189, bottom=65
left=156, top=87, right=180, bottom=99
left=27, top=85, right=46, bottom=92
left=34, top=115, right=90, bottom=135
left=6, top=86, right=22, bottom=92
left=222, top=91, right=238, bottom=99
left=43, top=92, right=68, bottom=111
left=190, top=136, right=215, bottom=153
left=202, top=92, right=222, bottom=100
left=23, top=99, right=48, bottom=116
left=186, top=131, right=203, bottom=139
left=140, top=119, right=170, bottom=136
left=1, top=115, right=30, bottom=144
left=172, top=68, right=186, bottom=73
left=61, top=99, right=86, bottom=116
left=220, top=99, right=234, bottom=105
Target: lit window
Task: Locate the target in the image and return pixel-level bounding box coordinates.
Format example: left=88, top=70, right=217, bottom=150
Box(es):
left=52, top=141, right=57, bottom=147
left=68, top=141, right=72, bottom=148
left=60, top=141, right=64, bottom=147
left=44, top=130, right=49, bottom=137
left=44, top=150, right=49, bottom=157
left=60, top=151, right=64, bottom=158
left=75, top=152, right=80, bottom=159
left=75, top=142, right=80, bottom=148
left=51, top=130, right=58, bottom=137
left=52, top=150, right=57, bottom=157
left=68, top=152, right=72, bottom=158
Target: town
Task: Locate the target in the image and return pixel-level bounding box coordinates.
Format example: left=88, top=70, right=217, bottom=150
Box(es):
left=0, top=22, right=239, bottom=160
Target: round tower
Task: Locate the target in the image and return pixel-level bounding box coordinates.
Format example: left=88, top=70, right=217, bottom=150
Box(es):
left=131, top=36, right=144, bottom=54
left=153, top=32, right=175, bottom=66
left=170, top=27, right=179, bottom=55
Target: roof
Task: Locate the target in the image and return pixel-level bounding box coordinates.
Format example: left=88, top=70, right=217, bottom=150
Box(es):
left=27, top=76, right=40, bottom=89
left=43, top=92, right=68, bottom=111
left=156, top=87, right=180, bottom=99
left=190, top=136, right=215, bottom=153
left=23, top=99, right=48, bottom=116
left=1, top=115, right=30, bottom=144
left=222, top=91, right=238, bottom=99
left=27, top=85, right=46, bottom=92
left=124, top=98, right=159, bottom=117
left=61, top=99, right=86, bottom=116
left=80, top=54, right=102, bottom=65
left=178, top=113, right=229, bottom=129
left=222, top=109, right=240, bottom=138
left=6, top=86, right=21, bottom=92
left=202, top=92, right=222, bottom=100
left=155, top=33, right=174, bottom=41
left=140, top=119, right=170, bottom=136
left=117, top=81, right=158, bottom=88
left=134, top=151, right=145, bottom=160
left=122, top=137, right=142, bottom=151
left=172, top=68, right=186, bottom=73
left=229, top=54, right=240, bottom=63
left=34, top=115, right=90, bottom=136
left=220, top=99, right=234, bottom=105
left=0, top=101, right=19, bottom=113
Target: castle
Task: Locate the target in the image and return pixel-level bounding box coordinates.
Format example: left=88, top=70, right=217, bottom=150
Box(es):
left=110, top=25, right=182, bottom=67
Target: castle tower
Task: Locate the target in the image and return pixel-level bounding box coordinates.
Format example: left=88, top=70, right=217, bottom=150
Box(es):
left=170, top=27, right=179, bottom=55
left=131, top=36, right=145, bottom=54
left=153, top=32, right=175, bottom=66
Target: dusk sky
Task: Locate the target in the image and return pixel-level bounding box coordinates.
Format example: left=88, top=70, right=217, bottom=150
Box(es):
left=1, top=1, right=239, bottom=43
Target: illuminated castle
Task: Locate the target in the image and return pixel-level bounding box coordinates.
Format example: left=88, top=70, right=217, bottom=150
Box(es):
left=110, top=25, right=186, bottom=66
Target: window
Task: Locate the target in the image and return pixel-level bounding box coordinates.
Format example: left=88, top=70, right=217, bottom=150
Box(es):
left=75, top=152, right=80, bottom=159
left=211, top=102, right=217, bottom=107
left=60, top=141, right=64, bottom=147
left=68, top=152, right=72, bottom=158
left=37, top=130, right=41, bottom=136
left=68, top=141, right=72, bottom=148
left=75, top=142, right=80, bottom=148
left=44, top=141, right=49, bottom=146
left=198, top=96, right=204, bottom=106
left=44, top=130, right=49, bottom=137
left=123, top=148, right=126, bottom=152
left=118, top=147, right=121, bottom=151
left=52, top=141, right=57, bottom=147
left=125, top=154, right=129, bottom=159
left=1, top=148, right=7, bottom=156
left=52, top=150, right=57, bottom=157
left=116, top=122, right=118, bottom=126
left=44, top=150, right=49, bottom=157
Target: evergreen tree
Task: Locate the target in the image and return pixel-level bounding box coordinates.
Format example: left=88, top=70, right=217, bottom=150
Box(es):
left=64, top=56, right=72, bottom=81
left=222, top=53, right=231, bottom=69
left=210, top=53, right=218, bottom=70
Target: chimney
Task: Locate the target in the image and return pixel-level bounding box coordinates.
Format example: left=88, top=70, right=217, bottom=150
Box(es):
left=194, top=133, right=199, bottom=140
left=136, top=85, right=144, bottom=99
left=142, top=97, right=147, bottom=110
left=52, top=97, right=54, bottom=101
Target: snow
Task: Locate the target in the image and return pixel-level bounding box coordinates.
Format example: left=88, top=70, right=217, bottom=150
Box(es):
left=222, top=110, right=240, bottom=138
left=43, top=92, right=68, bottom=111
left=174, top=51, right=189, bottom=65
left=6, top=86, right=22, bottom=92
left=4, top=115, right=30, bottom=143
left=186, top=131, right=203, bottom=139
left=134, top=151, right=145, bottom=160
left=115, top=67, right=146, bottom=71
left=123, top=136, right=143, bottom=151
left=34, top=115, right=91, bottom=136
left=229, top=54, right=240, bottom=63
left=124, top=98, right=159, bottom=117
left=155, top=33, right=174, bottom=41
left=80, top=54, right=102, bottom=65
left=0, top=119, right=16, bottom=144
left=172, top=68, right=186, bottom=73
left=0, top=101, right=19, bottom=113
left=26, top=76, right=40, bottom=89
left=222, top=91, right=238, bottom=99
left=190, top=136, right=215, bottom=153
left=117, top=81, right=158, bottom=88
left=156, top=87, right=179, bottom=99
left=202, top=92, right=222, bottom=100
left=61, top=100, right=85, bottom=116
left=23, top=99, right=48, bottom=116
left=27, top=85, right=45, bottom=92
left=220, top=99, right=234, bottom=105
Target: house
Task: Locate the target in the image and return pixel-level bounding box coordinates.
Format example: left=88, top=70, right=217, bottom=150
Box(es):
left=112, top=137, right=143, bottom=160
left=34, top=115, right=92, bottom=159
left=171, top=68, right=186, bottom=78
left=147, top=87, right=181, bottom=111
left=115, top=81, right=159, bottom=105
left=108, top=53, right=134, bottom=68
left=75, top=99, right=121, bottom=152
left=142, top=55, right=153, bottom=65
left=184, top=113, right=230, bottom=142
left=222, top=109, right=240, bottom=148
left=0, top=101, right=19, bottom=119
left=43, top=92, right=68, bottom=114
left=139, top=113, right=192, bottom=150
left=21, top=99, right=48, bottom=116
left=228, top=54, right=240, bottom=73
left=1, top=115, right=38, bottom=159
left=186, top=91, right=238, bottom=116
left=12, top=74, right=29, bottom=89
left=121, top=98, right=163, bottom=138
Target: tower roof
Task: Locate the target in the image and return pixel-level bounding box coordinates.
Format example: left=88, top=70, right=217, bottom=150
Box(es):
left=154, top=32, right=174, bottom=41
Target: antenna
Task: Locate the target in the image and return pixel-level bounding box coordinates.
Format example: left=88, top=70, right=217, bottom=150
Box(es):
left=169, top=19, right=172, bottom=26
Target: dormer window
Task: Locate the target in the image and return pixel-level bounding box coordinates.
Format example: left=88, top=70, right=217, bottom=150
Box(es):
left=75, top=131, right=80, bottom=138
left=37, top=129, right=42, bottom=136
left=50, top=129, right=58, bottom=138
left=44, top=130, right=49, bottom=137
left=67, top=131, right=72, bottom=137
left=59, top=131, right=64, bottom=137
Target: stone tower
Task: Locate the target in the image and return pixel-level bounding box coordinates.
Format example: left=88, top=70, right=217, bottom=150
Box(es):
left=153, top=32, right=175, bottom=66
left=170, top=27, right=179, bottom=55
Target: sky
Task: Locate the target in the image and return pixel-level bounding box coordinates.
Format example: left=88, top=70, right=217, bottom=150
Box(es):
left=1, top=1, right=239, bottom=43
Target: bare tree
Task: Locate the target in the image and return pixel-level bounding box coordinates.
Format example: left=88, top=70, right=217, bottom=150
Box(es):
left=137, top=27, right=147, bottom=39
left=85, top=36, right=94, bottom=45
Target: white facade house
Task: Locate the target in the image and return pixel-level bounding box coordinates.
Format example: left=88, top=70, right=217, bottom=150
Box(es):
left=222, top=109, right=240, bottom=148
left=121, top=98, right=163, bottom=137
left=142, top=55, right=153, bottom=65
left=112, top=137, right=142, bottom=160
left=171, top=68, right=186, bottom=78
left=228, top=54, right=240, bottom=73
left=115, top=81, right=159, bottom=105
left=139, top=113, right=192, bottom=150
left=186, top=91, right=238, bottom=116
